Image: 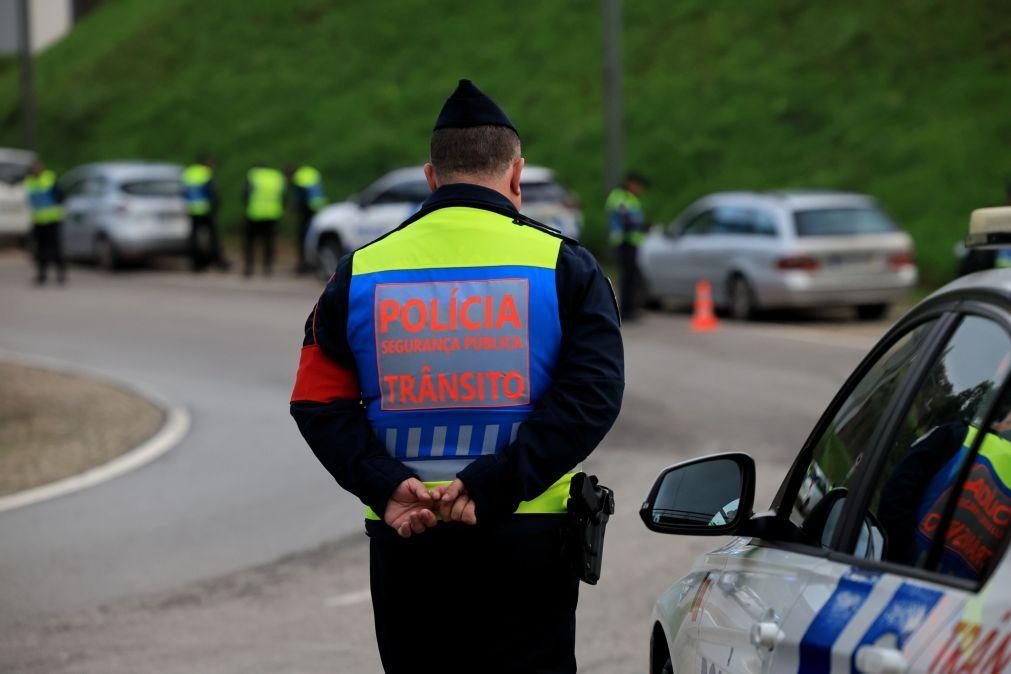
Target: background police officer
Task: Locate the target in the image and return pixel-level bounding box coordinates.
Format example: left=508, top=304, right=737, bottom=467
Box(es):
left=242, top=162, right=286, bottom=277
left=25, top=160, right=66, bottom=286
left=290, top=80, right=624, bottom=674
left=290, top=163, right=326, bottom=274
left=182, top=155, right=228, bottom=272
left=606, top=171, right=649, bottom=321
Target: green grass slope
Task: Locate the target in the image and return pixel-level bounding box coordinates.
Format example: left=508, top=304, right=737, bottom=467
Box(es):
left=1, top=0, right=1008, bottom=283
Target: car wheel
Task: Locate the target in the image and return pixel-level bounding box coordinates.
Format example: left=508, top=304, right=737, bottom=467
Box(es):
left=728, top=274, right=757, bottom=321
left=317, top=235, right=344, bottom=281
left=94, top=235, right=119, bottom=271
left=856, top=303, right=889, bottom=321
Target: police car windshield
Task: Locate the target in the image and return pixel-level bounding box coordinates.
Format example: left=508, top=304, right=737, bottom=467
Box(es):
left=794, top=207, right=896, bottom=237
left=0, top=161, right=31, bottom=185
left=120, top=179, right=183, bottom=197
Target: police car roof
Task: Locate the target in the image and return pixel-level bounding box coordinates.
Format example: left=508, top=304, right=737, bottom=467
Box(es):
left=0, top=147, right=36, bottom=166
left=926, top=267, right=1011, bottom=304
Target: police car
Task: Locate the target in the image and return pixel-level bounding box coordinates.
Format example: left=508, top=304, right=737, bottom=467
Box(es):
left=642, top=207, right=1011, bottom=674
left=304, top=165, right=582, bottom=279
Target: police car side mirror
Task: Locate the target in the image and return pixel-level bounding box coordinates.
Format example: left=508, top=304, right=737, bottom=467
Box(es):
left=640, top=453, right=755, bottom=536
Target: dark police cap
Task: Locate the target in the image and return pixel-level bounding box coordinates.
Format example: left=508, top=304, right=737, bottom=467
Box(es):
left=434, top=79, right=518, bottom=135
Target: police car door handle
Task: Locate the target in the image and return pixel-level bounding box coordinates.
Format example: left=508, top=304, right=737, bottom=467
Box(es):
left=855, top=645, right=907, bottom=674
left=749, top=622, right=784, bottom=651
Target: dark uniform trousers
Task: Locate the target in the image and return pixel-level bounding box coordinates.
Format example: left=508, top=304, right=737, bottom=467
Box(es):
left=243, top=218, right=277, bottom=276
left=189, top=213, right=226, bottom=271
left=370, top=522, right=578, bottom=674
left=617, top=242, right=641, bottom=320
left=33, top=222, right=65, bottom=283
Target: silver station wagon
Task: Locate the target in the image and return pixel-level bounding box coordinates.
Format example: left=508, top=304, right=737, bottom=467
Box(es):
left=639, top=190, right=918, bottom=320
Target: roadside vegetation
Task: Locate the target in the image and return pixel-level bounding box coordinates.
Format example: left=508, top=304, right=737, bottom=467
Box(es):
left=0, top=0, right=1008, bottom=284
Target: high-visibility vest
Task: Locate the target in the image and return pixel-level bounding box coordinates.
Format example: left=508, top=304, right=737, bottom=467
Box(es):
left=25, top=170, right=62, bottom=225
left=246, top=167, right=285, bottom=220
left=915, top=425, right=1011, bottom=579
left=606, top=187, right=645, bottom=246
left=345, top=206, right=574, bottom=519
left=292, top=165, right=326, bottom=211
left=182, top=164, right=213, bottom=216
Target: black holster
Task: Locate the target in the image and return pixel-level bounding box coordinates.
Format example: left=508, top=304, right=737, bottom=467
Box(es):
left=566, top=473, right=615, bottom=585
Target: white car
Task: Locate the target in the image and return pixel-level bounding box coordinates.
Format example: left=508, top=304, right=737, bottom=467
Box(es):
left=641, top=206, right=1011, bottom=674
left=60, top=162, right=189, bottom=269
left=304, top=165, right=583, bottom=278
left=639, top=191, right=918, bottom=320
left=0, top=148, right=36, bottom=243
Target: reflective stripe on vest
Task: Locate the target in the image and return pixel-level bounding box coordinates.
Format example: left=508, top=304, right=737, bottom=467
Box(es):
left=915, top=426, right=1011, bottom=578
left=293, top=166, right=326, bottom=211
left=347, top=206, right=573, bottom=515
left=246, top=167, right=285, bottom=220
left=25, top=170, right=62, bottom=224
left=182, top=164, right=213, bottom=215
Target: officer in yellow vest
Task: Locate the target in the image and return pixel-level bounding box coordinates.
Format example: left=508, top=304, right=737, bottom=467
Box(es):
left=24, top=160, right=66, bottom=286
left=242, top=163, right=286, bottom=277
left=606, top=172, right=649, bottom=321
left=182, top=155, right=228, bottom=272
left=290, top=164, right=327, bottom=274
left=290, top=80, right=624, bottom=673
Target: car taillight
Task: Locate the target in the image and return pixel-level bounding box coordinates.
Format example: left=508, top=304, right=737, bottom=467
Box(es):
left=887, top=250, right=916, bottom=268
left=776, top=255, right=820, bottom=271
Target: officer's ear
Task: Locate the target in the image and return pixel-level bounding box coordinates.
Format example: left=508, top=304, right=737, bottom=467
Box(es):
left=508, top=157, right=524, bottom=202
left=424, top=163, right=439, bottom=191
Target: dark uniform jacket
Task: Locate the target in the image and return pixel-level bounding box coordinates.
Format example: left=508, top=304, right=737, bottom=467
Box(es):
left=290, top=183, right=624, bottom=536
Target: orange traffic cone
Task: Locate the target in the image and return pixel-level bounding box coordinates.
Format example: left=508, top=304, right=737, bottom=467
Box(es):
left=691, top=279, right=719, bottom=332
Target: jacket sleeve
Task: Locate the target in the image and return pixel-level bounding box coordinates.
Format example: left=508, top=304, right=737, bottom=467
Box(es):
left=289, top=255, right=416, bottom=518
left=458, top=243, right=625, bottom=524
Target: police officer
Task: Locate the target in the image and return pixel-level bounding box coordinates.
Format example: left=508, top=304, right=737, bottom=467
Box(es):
left=25, top=160, right=66, bottom=286
left=606, top=171, right=649, bottom=321
left=290, top=164, right=327, bottom=274
left=242, top=162, right=286, bottom=277
left=182, top=155, right=228, bottom=271
left=290, top=80, right=624, bottom=674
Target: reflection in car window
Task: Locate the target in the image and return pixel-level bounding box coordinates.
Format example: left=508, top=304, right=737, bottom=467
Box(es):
left=680, top=210, right=714, bottom=236
left=871, top=316, right=1011, bottom=581
left=794, top=207, right=896, bottom=237
left=120, top=180, right=183, bottom=197
left=711, top=207, right=778, bottom=237
left=791, top=320, right=936, bottom=544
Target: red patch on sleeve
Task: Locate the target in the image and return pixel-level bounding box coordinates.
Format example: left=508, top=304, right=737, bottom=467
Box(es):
left=290, top=345, right=360, bottom=403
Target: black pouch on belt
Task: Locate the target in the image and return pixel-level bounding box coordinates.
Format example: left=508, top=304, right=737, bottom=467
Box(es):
left=566, top=472, right=615, bottom=585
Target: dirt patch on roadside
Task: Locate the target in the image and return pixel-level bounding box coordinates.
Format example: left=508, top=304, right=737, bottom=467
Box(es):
left=0, top=362, right=165, bottom=497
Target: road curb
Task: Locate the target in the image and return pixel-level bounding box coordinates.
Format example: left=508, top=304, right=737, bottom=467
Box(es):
left=0, top=349, right=191, bottom=514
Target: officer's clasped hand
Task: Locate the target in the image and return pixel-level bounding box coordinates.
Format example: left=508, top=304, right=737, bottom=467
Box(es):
left=384, top=478, right=477, bottom=538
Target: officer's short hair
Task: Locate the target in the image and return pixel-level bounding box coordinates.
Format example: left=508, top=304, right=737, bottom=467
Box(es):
left=430, top=126, right=521, bottom=181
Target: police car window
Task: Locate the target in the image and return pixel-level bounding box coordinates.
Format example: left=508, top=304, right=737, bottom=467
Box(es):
left=522, top=181, right=568, bottom=204
left=790, top=320, right=936, bottom=543
left=865, top=316, right=1011, bottom=581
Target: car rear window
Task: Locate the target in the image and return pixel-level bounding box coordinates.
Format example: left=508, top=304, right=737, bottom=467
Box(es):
left=120, top=179, right=183, bottom=197
left=794, top=207, right=896, bottom=237
left=522, top=181, right=568, bottom=204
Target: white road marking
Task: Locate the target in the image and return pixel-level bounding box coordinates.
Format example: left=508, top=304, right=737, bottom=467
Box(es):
left=0, top=348, right=191, bottom=514
left=324, top=589, right=372, bottom=608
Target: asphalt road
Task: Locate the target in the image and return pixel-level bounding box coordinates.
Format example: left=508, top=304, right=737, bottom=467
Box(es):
left=0, top=256, right=889, bottom=673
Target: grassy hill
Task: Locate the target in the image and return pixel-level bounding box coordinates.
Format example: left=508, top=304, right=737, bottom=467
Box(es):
left=1, top=0, right=1009, bottom=283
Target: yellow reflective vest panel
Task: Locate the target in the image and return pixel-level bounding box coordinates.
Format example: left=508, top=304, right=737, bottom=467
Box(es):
left=246, top=167, right=286, bottom=220
left=25, top=170, right=62, bottom=224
